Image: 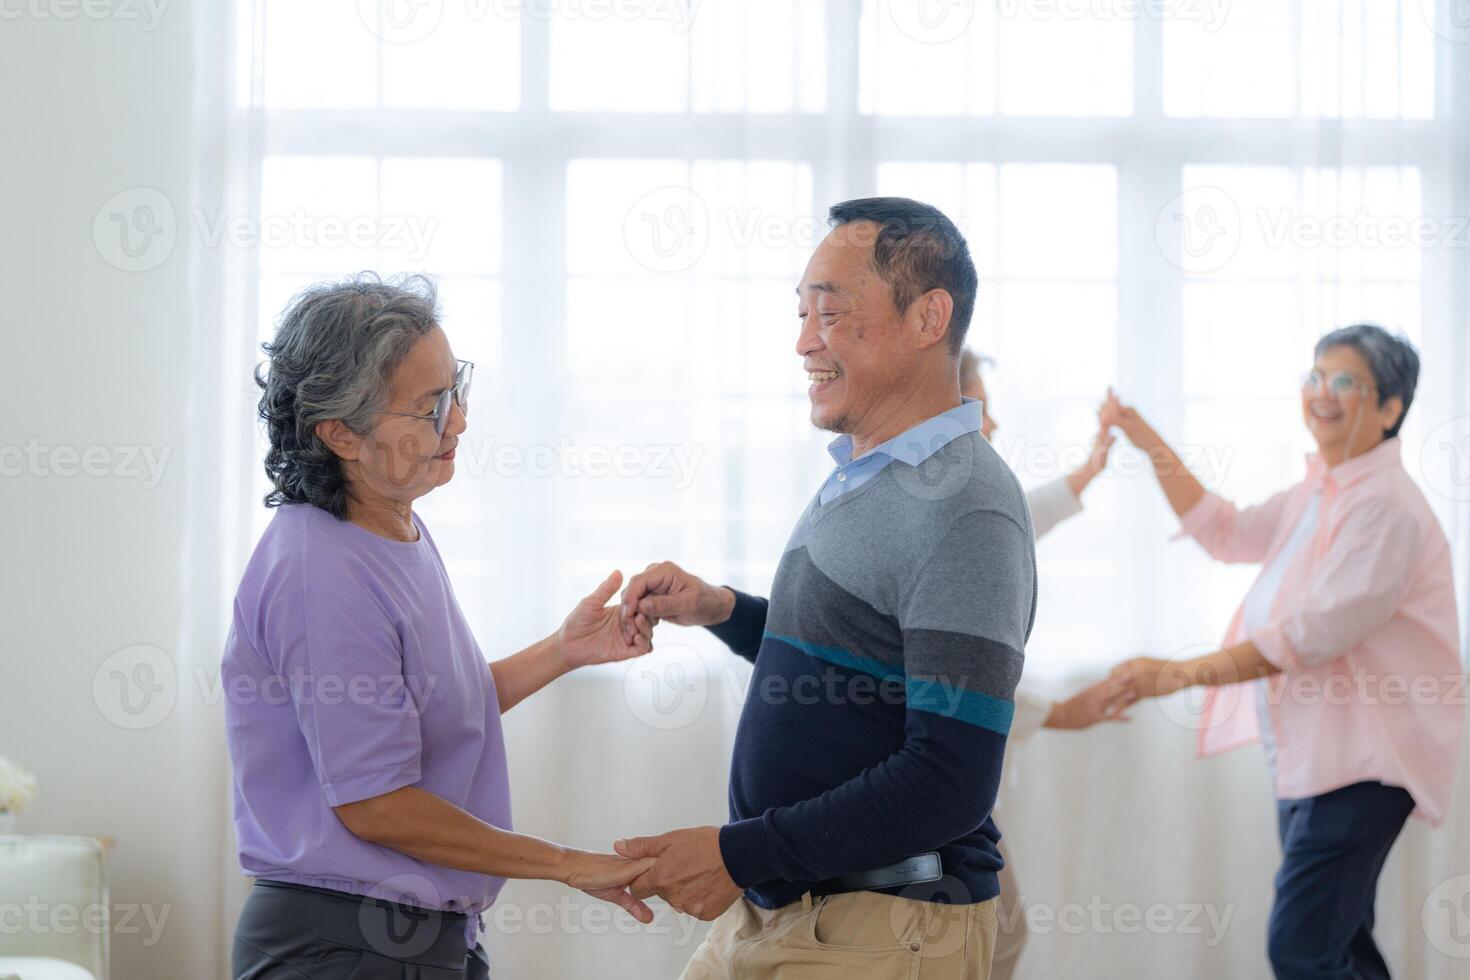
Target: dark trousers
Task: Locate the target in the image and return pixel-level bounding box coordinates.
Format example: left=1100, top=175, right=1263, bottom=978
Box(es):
left=233, top=879, right=491, bottom=979
left=1267, top=781, right=1414, bottom=980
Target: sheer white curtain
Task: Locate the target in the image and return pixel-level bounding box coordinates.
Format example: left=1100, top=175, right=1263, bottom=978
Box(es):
left=192, top=1, right=1470, bottom=976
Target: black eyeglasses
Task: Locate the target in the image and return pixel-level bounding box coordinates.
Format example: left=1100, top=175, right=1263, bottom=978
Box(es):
left=384, top=359, right=473, bottom=436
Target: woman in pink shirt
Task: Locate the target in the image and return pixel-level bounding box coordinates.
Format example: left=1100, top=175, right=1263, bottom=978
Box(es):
left=1099, top=325, right=1463, bottom=980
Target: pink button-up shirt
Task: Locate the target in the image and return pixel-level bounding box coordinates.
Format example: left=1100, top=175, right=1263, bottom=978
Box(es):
left=1180, top=437, right=1464, bottom=826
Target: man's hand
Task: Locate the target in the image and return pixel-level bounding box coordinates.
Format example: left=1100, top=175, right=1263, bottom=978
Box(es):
left=618, top=562, right=735, bottom=643
left=1044, top=676, right=1133, bottom=729
left=613, top=826, right=742, bottom=922
left=559, top=570, right=654, bottom=669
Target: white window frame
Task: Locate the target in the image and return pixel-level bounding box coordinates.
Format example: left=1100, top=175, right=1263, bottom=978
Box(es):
left=232, top=0, right=1470, bottom=648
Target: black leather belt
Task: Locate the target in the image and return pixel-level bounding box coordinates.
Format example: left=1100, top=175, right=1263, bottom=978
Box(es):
left=820, top=852, right=943, bottom=894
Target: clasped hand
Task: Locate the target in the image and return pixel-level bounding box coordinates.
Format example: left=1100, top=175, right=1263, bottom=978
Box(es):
left=613, top=826, right=742, bottom=921
left=604, top=566, right=741, bottom=920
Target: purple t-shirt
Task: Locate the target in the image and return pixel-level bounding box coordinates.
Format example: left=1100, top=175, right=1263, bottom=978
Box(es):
left=222, top=503, right=512, bottom=937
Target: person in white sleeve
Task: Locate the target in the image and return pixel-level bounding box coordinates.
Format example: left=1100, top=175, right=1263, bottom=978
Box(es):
left=959, top=350, right=1121, bottom=980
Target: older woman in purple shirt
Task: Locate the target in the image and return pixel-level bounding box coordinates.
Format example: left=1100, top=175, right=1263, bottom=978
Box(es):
left=223, top=274, right=656, bottom=979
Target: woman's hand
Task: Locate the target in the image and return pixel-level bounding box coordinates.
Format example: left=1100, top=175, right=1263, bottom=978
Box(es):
left=1044, top=677, right=1132, bottom=729
left=1086, top=423, right=1116, bottom=473
left=560, top=849, right=658, bottom=924
left=1066, top=423, right=1117, bottom=498
left=1097, top=386, right=1207, bottom=517
left=1097, top=386, right=1150, bottom=445
left=1102, top=656, right=1197, bottom=715
left=559, top=570, right=655, bottom=670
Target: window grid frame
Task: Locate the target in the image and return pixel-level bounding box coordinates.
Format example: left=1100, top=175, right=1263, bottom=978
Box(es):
left=246, top=0, right=1470, bottom=644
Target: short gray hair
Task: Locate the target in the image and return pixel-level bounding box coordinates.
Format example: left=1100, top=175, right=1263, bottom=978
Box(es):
left=1314, top=324, right=1419, bottom=439
left=256, top=273, right=440, bottom=519
left=828, top=197, right=978, bottom=355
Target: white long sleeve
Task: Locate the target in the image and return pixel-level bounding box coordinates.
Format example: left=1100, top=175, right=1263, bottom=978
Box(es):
left=1007, top=478, right=1086, bottom=745
left=1009, top=687, right=1055, bottom=743
left=1026, top=476, right=1083, bottom=540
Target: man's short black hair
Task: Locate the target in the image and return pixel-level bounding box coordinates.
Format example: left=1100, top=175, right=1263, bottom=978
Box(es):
left=827, top=197, right=978, bottom=355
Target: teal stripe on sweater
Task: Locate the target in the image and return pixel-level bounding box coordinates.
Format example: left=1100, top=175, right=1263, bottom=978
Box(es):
left=764, top=632, right=1014, bottom=733
left=905, top=679, right=1014, bottom=734
left=763, top=632, right=903, bottom=681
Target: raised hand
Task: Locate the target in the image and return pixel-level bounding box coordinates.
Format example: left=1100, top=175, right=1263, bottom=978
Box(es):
left=618, top=561, right=735, bottom=643
left=1097, top=386, right=1146, bottom=443
left=559, top=570, right=655, bottom=669
left=1066, top=420, right=1118, bottom=498
left=1087, top=423, right=1117, bottom=474
left=614, top=827, right=742, bottom=922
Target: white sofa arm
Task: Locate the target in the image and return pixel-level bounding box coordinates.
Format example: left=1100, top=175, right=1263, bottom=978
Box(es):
left=0, top=837, right=108, bottom=980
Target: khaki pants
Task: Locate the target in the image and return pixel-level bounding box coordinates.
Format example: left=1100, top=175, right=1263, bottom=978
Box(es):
left=989, top=842, right=1026, bottom=980
left=679, top=890, right=998, bottom=980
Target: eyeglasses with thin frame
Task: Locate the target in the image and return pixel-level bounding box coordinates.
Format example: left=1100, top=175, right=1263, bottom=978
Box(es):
left=383, top=359, right=473, bottom=436
left=1301, top=369, right=1374, bottom=400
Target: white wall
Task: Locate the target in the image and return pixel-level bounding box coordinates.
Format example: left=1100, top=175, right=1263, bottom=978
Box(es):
left=0, top=3, right=220, bottom=979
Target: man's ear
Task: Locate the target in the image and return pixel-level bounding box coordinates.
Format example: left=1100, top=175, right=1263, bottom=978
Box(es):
left=910, top=288, right=953, bottom=353
left=315, top=419, right=362, bottom=462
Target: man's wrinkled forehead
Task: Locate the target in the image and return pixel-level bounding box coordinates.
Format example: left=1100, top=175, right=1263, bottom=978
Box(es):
left=797, top=225, right=884, bottom=297
left=796, top=280, right=842, bottom=299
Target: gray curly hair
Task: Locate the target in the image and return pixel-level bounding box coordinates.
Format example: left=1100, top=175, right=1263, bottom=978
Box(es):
left=256, top=273, right=440, bottom=519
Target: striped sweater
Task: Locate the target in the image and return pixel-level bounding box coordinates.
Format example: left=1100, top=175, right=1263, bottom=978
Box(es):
left=710, top=426, right=1038, bottom=909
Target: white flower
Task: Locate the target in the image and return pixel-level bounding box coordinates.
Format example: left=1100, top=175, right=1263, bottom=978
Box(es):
left=0, top=756, right=38, bottom=814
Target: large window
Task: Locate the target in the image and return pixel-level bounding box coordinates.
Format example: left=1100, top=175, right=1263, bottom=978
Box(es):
left=242, top=0, right=1468, bottom=680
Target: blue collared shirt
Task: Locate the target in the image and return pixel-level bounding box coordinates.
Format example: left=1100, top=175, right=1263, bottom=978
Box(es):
left=818, top=398, right=985, bottom=505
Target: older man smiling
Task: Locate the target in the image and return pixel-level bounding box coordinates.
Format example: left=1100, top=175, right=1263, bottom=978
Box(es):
left=617, top=198, right=1036, bottom=980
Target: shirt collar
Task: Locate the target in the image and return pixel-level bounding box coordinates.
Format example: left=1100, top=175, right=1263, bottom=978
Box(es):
left=826, top=398, right=985, bottom=467
left=1305, top=436, right=1402, bottom=492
